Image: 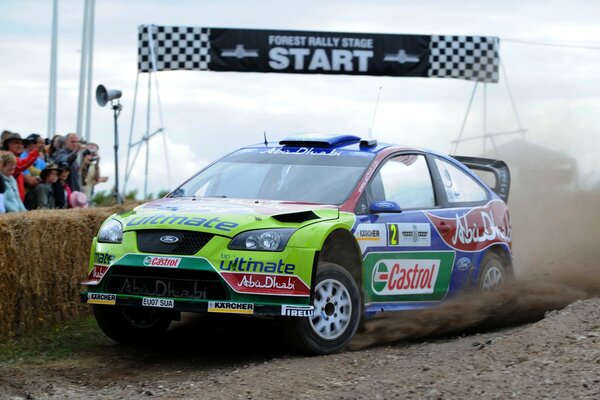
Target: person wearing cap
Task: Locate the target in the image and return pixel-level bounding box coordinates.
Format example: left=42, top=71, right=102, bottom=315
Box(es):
left=25, top=163, right=60, bottom=210
left=69, top=191, right=89, bottom=208
left=53, top=161, right=72, bottom=209
left=0, top=151, right=26, bottom=212
left=2, top=132, right=40, bottom=201
left=54, top=133, right=82, bottom=192
left=21, top=133, right=47, bottom=190
left=22, top=133, right=47, bottom=169
left=1, top=130, right=11, bottom=145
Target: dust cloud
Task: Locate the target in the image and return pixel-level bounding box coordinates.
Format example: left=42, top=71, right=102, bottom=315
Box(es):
left=352, top=142, right=600, bottom=350
left=350, top=273, right=600, bottom=350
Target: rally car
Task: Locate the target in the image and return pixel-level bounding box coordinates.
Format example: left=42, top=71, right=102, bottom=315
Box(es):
left=82, top=134, right=512, bottom=354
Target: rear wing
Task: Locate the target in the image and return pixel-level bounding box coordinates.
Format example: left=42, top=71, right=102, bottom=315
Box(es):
left=451, top=156, right=511, bottom=203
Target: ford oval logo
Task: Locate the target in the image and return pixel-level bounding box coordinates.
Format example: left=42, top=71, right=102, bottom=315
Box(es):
left=456, top=257, right=471, bottom=271
left=160, top=235, right=179, bottom=244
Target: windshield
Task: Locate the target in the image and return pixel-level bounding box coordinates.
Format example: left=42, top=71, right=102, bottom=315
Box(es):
left=172, top=148, right=374, bottom=204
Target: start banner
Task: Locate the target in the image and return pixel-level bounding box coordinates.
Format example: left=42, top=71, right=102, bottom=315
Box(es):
left=138, top=25, right=500, bottom=83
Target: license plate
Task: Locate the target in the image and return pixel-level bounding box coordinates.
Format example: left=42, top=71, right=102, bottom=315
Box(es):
left=141, top=297, right=174, bottom=308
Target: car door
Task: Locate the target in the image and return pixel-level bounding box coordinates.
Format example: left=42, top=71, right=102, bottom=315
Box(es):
left=423, top=156, right=498, bottom=290
left=354, top=153, right=456, bottom=312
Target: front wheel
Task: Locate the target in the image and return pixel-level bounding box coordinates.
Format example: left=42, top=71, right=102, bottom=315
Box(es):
left=93, top=305, right=172, bottom=344
left=284, top=262, right=361, bottom=355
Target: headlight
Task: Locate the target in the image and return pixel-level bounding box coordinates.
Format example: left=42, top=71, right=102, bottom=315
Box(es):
left=228, top=229, right=295, bottom=251
left=98, top=219, right=123, bottom=243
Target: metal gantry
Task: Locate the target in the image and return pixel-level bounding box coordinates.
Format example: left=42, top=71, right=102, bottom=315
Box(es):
left=450, top=61, right=527, bottom=156
left=123, top=26, right=171, bottom=199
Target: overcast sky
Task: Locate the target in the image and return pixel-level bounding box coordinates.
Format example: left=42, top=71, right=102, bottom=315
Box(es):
left=1, top=0, right=599, bottom=196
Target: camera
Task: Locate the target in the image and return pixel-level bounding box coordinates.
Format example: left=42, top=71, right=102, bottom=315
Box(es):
left=82, top=148, right=98, bottom=162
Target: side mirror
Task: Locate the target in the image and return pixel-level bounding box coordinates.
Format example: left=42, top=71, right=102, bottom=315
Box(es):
left=370, top=200, right=402, bottom=213
left=169, top=188, right=185, bottom=198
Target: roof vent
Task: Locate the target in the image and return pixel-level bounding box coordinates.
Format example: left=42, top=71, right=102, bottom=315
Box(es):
left=279, top=134, right=361, bottom=148
left=360, top=138, right=378, bottom=147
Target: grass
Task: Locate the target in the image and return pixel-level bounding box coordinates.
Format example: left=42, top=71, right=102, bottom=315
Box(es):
left=0, top=313, right=294, bottom=369
left=0, top=315, right=112, bottom=366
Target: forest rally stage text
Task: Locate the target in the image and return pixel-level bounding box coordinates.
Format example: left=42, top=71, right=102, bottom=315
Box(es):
left=267, top=34, right=375, bottom=72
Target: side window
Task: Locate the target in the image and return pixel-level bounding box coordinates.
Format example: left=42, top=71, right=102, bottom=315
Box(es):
left=434, top=158, right=488, bottom=203
left=371, top=154, right=435, bottom=209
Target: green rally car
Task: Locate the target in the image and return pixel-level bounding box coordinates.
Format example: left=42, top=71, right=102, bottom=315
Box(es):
left=82, top=133, right=512, bottom=354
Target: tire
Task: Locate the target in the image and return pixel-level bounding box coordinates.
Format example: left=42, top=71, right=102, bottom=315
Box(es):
left=477, top=252, right=508, bottom=292
left=93, top=305, right=172, bottom=344
left=284, top=262, right=361, bottom=355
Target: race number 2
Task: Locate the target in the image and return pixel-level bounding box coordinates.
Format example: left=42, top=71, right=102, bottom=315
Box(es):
left=388, top=224, right=398, bottom=246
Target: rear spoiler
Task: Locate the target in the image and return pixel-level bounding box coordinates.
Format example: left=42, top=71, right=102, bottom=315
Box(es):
left=451, top=156, right=511, bottom=203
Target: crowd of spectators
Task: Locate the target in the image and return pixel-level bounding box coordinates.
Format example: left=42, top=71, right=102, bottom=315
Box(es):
left=0, top=130, right=108, bottom=214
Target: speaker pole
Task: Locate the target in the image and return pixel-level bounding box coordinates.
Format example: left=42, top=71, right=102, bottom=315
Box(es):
left=96, top=84, right=123, bottom=205
left=112, top=100, right=122, bottom=205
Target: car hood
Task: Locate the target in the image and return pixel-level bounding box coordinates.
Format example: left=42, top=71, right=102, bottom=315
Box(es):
left=119, top=197, right=340, bottom=236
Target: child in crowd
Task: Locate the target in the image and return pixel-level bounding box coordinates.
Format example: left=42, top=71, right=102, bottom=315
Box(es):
left=0, top=151, right=26, bottom=212
left=53, top=161, right=72, bottom=209
left=25, top=163, right=60, bottom=210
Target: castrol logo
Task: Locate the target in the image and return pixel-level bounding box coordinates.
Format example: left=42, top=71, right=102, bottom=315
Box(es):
left=143, top=256, right=181, bottom=268
left=372, top=259, right=440, bottom=295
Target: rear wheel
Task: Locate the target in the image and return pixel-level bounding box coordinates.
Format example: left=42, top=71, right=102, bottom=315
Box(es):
left=477, top=252, right=508, bottom=291
left=93, top=305, right=172, bottom=344
left=284, top=262, right=361, bottom=355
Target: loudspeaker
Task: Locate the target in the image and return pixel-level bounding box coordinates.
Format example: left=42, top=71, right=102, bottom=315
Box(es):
left=96, top=85, right=122, bottom=107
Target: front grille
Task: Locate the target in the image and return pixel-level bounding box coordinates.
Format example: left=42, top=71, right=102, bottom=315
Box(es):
left=106, top=265, right=228, bottom=300
left=136, top=230, right=214, bottom=255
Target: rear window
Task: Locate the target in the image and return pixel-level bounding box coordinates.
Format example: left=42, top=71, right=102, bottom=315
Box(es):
left=435, top=158, right=488, bottom=203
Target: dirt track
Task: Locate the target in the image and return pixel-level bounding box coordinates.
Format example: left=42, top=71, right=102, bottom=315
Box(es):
left=1, top=190, right=599, bottom=399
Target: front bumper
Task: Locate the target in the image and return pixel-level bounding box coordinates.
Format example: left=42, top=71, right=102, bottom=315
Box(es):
left=81, top=292, right=314, bottom=317
left=81, top=251, right=316, bottom=318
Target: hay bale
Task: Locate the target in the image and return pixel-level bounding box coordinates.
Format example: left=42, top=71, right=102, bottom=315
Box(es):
left=0, top=206, right=126, bottom=337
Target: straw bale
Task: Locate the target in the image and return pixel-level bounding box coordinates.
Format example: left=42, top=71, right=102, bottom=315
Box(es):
left=0, top=206, right=126, bottom=337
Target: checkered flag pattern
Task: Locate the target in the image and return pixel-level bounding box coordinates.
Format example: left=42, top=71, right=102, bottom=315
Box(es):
left=428, top=36, right=499, bottom=83
left=138, top=25, right=211, bottom=72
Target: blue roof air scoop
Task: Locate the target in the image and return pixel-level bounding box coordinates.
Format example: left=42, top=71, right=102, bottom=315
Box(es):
left=279, top=134, right=361, bottom=148
left=360, top=138, right=378, bottom=147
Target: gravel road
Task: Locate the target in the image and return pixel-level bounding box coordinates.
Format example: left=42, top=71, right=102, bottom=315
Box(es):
left=2, top=292, right=600, bottom=400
